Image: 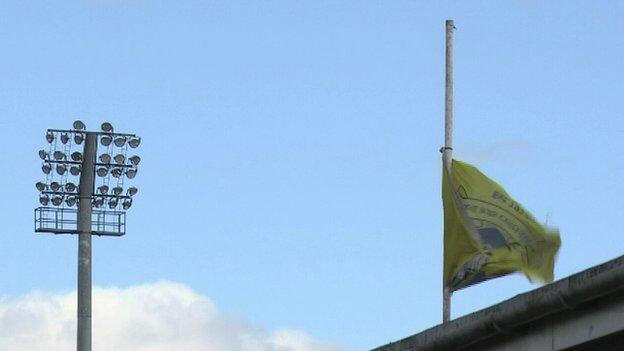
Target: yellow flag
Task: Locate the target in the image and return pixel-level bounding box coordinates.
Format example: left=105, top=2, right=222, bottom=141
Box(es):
left=443, top=159, right=561, bottom=291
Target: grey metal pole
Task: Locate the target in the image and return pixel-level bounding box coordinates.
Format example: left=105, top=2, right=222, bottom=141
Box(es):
left=77, top=133, right=97, bottom=351
left=442, top=19, right=454, bottom=324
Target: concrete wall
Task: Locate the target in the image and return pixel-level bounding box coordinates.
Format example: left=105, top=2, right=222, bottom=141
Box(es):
left=372, top=255, right=624, bottom=351
left=461, top=293, right=624, bottom=351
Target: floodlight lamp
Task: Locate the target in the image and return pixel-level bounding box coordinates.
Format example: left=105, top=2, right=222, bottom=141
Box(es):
left=125, top=168, right=137, bottom=179
left=100, top=135, right=112, bottom=147
left=71, top=152, right=82, bottom=161
left=122, top=199, right=132, bottom=210
left=56, top=164, right=67, bottom=175
left=70, top=165, right=81, bottom=176
left=39, top=194, right=50, bottom=206
left=99, top=153, right=111, bottom=164
left=42, top=164, right=52, bottom=174
left=129, top=155, right=141, bottom=166
left=96, top=167, right=109, bottom=177
left=36, top=182, right=47, bottom=191
left=126, top=187, right=138, bottom=196
left=66, top=196, right=77, bottom=207
left=112, top=186, right=123, bottom=196
left=61, top=133, right=70, bottom=144
left=52, top=195, right=63, bottom=206
left=50, top=182, right=61, bottom=191
left=113, top=154, right=125, bottom=164
left=73, top=120, right=86, bottom=130
left=101, top=122, right=113, bottom=133
left=108, top=197, right=119, bottom=209
left=74, top=133, right=84, bottom=145
left=93, top=197, right=104, bottom=208
left=46, top=132, right=55, bottom=143
left=128, top=137, right=141, bottom=148
left=65, top=182, right=77, bottom=192
left=38, top=150, right=48, bottom=160
left=53, top=151, right=66, bottom=161
left=111, top=168, right=123, bottom=178
left=97, top=185, right=109, bottom=194
left=114, top=136, right=126, bottom=147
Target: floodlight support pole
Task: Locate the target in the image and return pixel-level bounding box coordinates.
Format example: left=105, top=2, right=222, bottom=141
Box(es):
left=442, top=19, right=454, bottom=324
left=77, top=133, right=97, bottom=351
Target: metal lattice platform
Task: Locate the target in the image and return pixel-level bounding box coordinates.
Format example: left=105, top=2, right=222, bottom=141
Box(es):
left=35, top=207, right=126, bottom=236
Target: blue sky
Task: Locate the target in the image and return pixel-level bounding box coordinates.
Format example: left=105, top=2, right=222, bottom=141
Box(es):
left=1, top=1, right=624, bottom=350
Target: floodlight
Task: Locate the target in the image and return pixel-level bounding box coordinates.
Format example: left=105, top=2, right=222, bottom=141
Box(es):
left=97, top=185, right=109, bottom=194
left=66, top=196, right=77, bottom=207
left=100, top=135, right=112, bottom=146
left=108, top=197, right=119, bottom=209
left=114, top=136, right=126, bottom=147
left=73, top=120, right=85, bottom=130
left=128, top=137, right=141, bottom=148
left=112, top=186, right=123, bottom=196
left=56, top=164, right=67, bottom=175
left=71, top=152, right=82, bottom=161
left=70, top=165, right=81, bottom=176
left=46, top=132, right=55, bottom=143
left=101, top=122, right=113, bottom=132
left=42, top=164, right=52, bottom=174
left=126, top=187, right=138, bottom=196
left=93, top=197, right=104, bottom=208
left=111, top=168, right=123, bottom=178
left=53, top=151, right=66, bottom=160
left=125, top=168, right=137, bottom=179
left=35, top=120, right=143, bottom=351
left=52, top=195, right=63, bottom=206
left=65, top=182, right=77, bottom=192
left=39, top=194, right=50, bottom=206
left=113, top=154, right=125, bottom=164
left=96, top=167, right=109, bottom=177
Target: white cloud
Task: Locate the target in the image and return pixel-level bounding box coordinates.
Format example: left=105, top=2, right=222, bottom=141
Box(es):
left=0, top=281, right=342, bottom=351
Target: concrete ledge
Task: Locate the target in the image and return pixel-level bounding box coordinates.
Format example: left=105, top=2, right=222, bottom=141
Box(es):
left=372, top=255, right=624, bottom=351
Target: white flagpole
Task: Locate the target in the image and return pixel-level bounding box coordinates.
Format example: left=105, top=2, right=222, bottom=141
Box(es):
left=442, top=19, right=455, bottom=323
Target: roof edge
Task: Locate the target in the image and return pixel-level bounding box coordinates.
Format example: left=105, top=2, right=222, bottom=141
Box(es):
left=372, top=254, right=624, bottom=351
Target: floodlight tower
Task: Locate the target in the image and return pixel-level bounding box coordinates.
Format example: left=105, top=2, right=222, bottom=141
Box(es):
left=34, top=121, right=141, bottom=351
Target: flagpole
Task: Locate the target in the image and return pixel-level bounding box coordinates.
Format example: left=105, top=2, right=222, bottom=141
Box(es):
left=442, top=19, right=455, bottom=323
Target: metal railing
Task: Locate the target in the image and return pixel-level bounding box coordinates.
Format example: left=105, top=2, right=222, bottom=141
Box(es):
left=35, top=207, right=126, bottom=236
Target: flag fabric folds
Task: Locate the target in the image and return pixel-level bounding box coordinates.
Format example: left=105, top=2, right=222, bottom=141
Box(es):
left=443, top=159, right=561, bottom=291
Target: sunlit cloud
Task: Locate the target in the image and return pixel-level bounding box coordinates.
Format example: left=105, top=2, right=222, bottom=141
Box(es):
left=0, top=281, right=342, bottom=351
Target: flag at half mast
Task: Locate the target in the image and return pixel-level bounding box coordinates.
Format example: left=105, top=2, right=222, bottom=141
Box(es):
left=443, top=159, right=561, bottom=291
